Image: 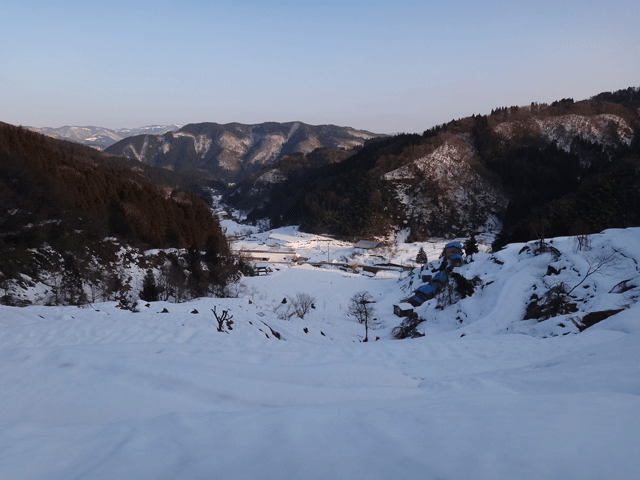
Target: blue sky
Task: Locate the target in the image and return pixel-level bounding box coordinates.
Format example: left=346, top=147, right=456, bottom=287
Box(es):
left=2, top=0, right=639, bottom=134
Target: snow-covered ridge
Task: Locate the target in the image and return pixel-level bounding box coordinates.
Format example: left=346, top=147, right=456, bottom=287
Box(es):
left=495, top=114, right=634, bottom=151
left=256, top=168, right=286, bottom=184
left=173, top=131, right=213, bottom=158
left=384, top=142, right=470, bottom=181
left=104, top=122, right=383, bottom=183
left=27, top=124, right=181, bottom=150
left=383, top=137, right=507, bottom=236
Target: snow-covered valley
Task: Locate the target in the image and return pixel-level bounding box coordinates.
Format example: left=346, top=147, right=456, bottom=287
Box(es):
left=1, top=225, right=639, bottom=479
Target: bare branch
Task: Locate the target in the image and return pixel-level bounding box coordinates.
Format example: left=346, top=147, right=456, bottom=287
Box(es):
left=567, top=253, right=618, bottom=295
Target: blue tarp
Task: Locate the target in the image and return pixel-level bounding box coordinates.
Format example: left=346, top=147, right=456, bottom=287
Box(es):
left=445, top=241, right=462, bottom=249
left=432, top=271, right=447, bottom=283
left=416, top=284, right=435, bottom=296
left=409, top=295, right=425, bottom=306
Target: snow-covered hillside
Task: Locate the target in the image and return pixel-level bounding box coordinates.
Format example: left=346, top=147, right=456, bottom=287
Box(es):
left=385, top=134, right=508, bottom=236
left=104, top=122, right=382, bottom=183
left=494, top=113, right=634, bottom=152
left=1, top=226, right=639, bottom=479
left=27, top=124, right=181, bottom=150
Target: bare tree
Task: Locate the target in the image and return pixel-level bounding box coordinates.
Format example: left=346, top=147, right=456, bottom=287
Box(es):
left=290, top=292, right=316, bottom=319
left=212, top=306, right=234, bottom=333
left=566, top=252, right=618, bottom=295
left=527, top=252, right=618, bottom=321
left=573, top=233, right=592, bottom=252
left=223, top=279, right=249, bottom=298
left=274, top=301, right=296, bottom=321
left=347, top=291, right=376, bottom=342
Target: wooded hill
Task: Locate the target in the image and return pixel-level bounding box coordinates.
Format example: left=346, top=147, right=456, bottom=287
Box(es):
left=0, top=123, right=231, bottom=301
left=225, top=87, right=640, bottom=245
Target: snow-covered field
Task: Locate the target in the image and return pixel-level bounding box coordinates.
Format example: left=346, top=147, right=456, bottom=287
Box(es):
left=1, top=226, right=639, bottom=479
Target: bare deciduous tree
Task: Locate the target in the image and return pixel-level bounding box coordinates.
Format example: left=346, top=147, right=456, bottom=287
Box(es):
left=566, top=252, right=617, bottom=295
left=274, top=292, right=316, bottom=320
left=573, top=233, right=592, bottom=252
left=347, top=291, right=376, bottom=342
left=274, top=301, right=296, bottom=321
left=212, top=306, right=234, bottom=333
left=291, top=292, right=316, bottom=319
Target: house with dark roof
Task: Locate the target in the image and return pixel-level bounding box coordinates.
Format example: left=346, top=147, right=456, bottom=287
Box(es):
left=407, top=295, right=425, bottom=307
left=393, top=303, right=414, bottom=317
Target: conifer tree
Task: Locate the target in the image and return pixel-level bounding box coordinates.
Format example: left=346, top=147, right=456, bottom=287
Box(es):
left=464, top=234, right=479, bottom=258
left=140, top=269, right=159, bottom=302
left=415, top=246, right=428, bottom=264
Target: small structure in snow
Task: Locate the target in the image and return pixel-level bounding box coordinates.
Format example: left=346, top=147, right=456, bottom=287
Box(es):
left=354, top=240, right=379, bottom=250
left=408, top=295, right=425, bottom=307
left=238, top=250, right=301, bottom=264
left=393, top=303, right=414, bottom=317
left=414, top=284, right=437, bottom=301
left=443, top=241, right=463, bottom=259
left=449, top=253, right=463, bottom=267
left=431, top=270, right=447, bottom=284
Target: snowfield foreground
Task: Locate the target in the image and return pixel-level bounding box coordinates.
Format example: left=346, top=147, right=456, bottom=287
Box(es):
left=1, top=227, right=640, bottom=479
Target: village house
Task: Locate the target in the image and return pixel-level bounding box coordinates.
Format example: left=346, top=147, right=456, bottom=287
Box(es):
left=443, top=241, right=463, bottom=259
left=393, top=303, right=414, bottom=317
left=238, top=250, right=302, bottom=264
left=449, top=252, right=463, bottom=267
left=354, top=240, right=379, bottom=250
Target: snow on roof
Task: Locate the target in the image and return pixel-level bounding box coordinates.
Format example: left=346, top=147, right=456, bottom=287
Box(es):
left=354, top=240, right=379, bottom=249
left=395, top=303, right=414, bottom=311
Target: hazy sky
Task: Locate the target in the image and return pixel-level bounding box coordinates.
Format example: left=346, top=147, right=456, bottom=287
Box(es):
left=2, top=0, right=639, bottom=134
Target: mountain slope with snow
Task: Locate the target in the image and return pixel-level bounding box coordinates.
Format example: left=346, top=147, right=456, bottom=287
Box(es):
left=27, top=124, right=182, bottom=150
left=104, top=121, right=382, bottom=183
left=227, top=88, right=639, bottom=241
left=1, top=225, right=639, bottom=479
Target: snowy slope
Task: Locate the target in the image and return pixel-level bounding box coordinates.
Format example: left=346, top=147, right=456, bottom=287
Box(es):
left=104, top=122, right=382, bottom=183
left=495, top=114, right=634, bottom=152
left=27, top=125, right=181, bottom=150
left=385, top=134, right=507, bottom=236
left=1, top=226, right=639, bottom=479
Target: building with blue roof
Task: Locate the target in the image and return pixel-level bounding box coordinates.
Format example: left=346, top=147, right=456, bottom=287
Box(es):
left=449, top=252, right=463, bottom=267
left=431, top=270, right=447, bottom=283
left=444, top=241, right=463, bottom=259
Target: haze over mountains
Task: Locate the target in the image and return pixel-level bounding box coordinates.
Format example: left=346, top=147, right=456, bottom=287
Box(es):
left=224, top=88, right=640, bottom=244
left=17, top=87, right=640, bottom=248
left=27, top=124, right=182, bottom=150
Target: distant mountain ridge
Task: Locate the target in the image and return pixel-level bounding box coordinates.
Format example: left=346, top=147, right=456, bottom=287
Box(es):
left=27, top=124, right=182, bottom=150
left=104, top=121, right=383, bottom=184
left=226, top=87, right=640, bottom=243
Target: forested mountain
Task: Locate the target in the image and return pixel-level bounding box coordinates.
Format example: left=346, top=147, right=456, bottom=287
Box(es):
left=104, top=121, right=382, bottom=184
left=225, top=87, right=640, bottom=244
left=0, top=123, right=235, bottom=305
